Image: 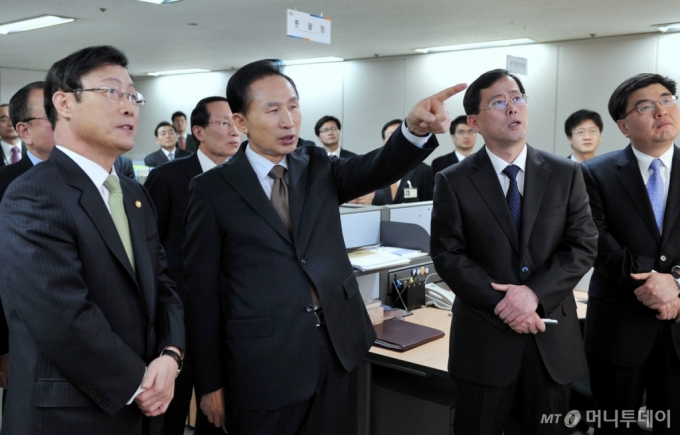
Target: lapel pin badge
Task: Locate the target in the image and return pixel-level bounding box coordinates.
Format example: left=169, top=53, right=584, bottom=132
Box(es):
left=135, top=201, right=142, bottom=208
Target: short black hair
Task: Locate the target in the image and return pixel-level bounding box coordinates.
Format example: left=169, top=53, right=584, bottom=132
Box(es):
left=463, top=69, right=525, bottom=115
left=171, top=111, right=187, bottom=122
left=381, top=119, right=402, bottom=140
left=314, top=115, right=341, bottom=136
left=564, top=109, right=603, bottom=137
left=449, top=115, right=469, bottom=135
left=44, top=45, right=128, bottom=129
left=191, top=96, right=229, bottom=129
left=226, top=59, right=299, bottom=115
left=9, top=81, right=45, bottom=127
left=608, top=73, right=677, bottom=121
left=155, top=121, right=175, bottom=137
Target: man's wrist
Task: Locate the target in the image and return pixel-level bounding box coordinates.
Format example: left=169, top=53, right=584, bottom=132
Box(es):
left=671, top=266, right=680, bottom=295
left=160, top=347, right=184, bottom=376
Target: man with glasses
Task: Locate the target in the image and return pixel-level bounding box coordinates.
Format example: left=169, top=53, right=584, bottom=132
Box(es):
left=432, top=114, right=478, bottom=174
left=314, top=115, right=357, bottom=158
left=145, top=122, right=191, bottom=168
left=144, top=96, right=240, bottom=435
left=0, top=45, right=184, bottom=435
left=0, top=103, right=23, bottom=167
left=431, top=68, right=597, bottom=434
left=565, top=109, right=603, bottom=162
left=582, top=74, right=680, bottom=433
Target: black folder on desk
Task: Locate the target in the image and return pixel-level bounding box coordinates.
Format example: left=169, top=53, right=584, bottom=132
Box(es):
left=374, top=319, right=445, bottom=352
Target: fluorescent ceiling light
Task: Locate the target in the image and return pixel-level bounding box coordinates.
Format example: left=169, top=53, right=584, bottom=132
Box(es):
left=414, top=38, right=536, bottom=54
left=147, top=68, right=211, bottom=76
left=282, top=57, right=344, bottom=66
left=0, top=15, right=75, bottom=35
left=655, top=22, right=680, bottom=33
left=136, top=0, right=184, bottom=4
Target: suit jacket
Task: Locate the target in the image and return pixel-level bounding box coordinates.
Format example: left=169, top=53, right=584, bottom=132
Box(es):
left=114, top=155, right=136, bottom=180
left=144, top=153, right=202, bottom=300
left=177, top=134, right=198, bottom=154
left=582, top=145, right=680, bottom=367
left=184, top=128, right=438, bottom=410
left=431, top=145, right=597, bottom=387
left=431, top=151, right=460, bottom=174
left=0, top=156, right=34, bottom=356
left=339, top=148, right=357, bottom=158
left=372, top=163, right=434, bottom=205
left=0, top=148, right=184, bottom=435
left=144, top=148, right=191, bottom=168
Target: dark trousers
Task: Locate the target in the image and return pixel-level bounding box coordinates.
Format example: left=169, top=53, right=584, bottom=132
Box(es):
left=454, top=335, right=571, bottom=435
left=589, top=322, right=680, bottom=435
left=225, top=325, right=349, bottom=435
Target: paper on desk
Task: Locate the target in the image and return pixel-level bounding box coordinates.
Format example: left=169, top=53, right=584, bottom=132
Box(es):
left=375, top=246, right=428, bottom=259
left=348, top=249, right=410, bottom=271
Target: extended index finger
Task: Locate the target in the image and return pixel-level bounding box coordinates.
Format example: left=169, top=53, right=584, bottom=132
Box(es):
left=433, top=83, right=468, bottom=102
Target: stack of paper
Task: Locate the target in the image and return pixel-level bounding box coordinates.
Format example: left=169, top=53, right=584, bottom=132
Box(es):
left=348, top=249, right=410, bottom=271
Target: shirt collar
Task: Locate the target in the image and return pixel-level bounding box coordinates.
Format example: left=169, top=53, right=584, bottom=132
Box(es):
left=485, top=144, right=528, bottom=176
left=245, top=143, right=288, bottom=182
left=26, top=149, right=43, bottom=165
left=454, top=149, right=467, bottom=162
left=56, top=145, right=117, bottom=189
left=196, top=148, right=228, bottom=173
left=632, top=144, right=674, bottom=174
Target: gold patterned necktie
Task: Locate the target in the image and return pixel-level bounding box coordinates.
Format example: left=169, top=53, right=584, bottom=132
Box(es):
left=268, top=165, right=291, bottom=233
left=103, top=175, right=135, bottom=270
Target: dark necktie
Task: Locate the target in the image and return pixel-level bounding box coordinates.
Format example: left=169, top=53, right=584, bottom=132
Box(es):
left=502, top=164, right=522, bottom=234
left=646, top=159, right=665, bottom=231
left=268, top=165, right=291, bottom=233
left=179, top=136, right=186, bottom=151
left=10, top=146, right=20, bottom=164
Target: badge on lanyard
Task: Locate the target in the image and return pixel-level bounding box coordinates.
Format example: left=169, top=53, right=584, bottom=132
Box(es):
left=403, top=180, right=418, bottom=199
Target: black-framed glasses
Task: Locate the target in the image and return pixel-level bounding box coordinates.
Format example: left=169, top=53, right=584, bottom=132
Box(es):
left=319, top=126, right=339, bottom=134
left=621, top=95, right=678, bottom=119
left=66, top=87, right=145, bottom=107
left=21, top=115, right=48, bottom=123
left=207, top=120, right=235, bottom=129
left=480, top=94, right=529, bottom=112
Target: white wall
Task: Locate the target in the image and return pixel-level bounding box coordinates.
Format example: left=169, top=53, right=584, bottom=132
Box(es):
left=2, top=32, right=680, bottom=162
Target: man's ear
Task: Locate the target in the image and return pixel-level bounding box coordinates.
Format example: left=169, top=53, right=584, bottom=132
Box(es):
left=52, top=91, right=71, bottom=123
left=467, top=114, right=480, bottom=133
left=616, top=119, right=631, bottom=138
left=193, top=125, right=205, bottom=143
left=14, top=123, right=32, bottom=146
left=233, top=113, right=248, bottom=136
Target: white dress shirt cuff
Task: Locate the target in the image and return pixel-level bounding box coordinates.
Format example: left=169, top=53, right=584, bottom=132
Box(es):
left=126, top=367, right=147, bottom=405
left=400, top=123, right=430, bottom=149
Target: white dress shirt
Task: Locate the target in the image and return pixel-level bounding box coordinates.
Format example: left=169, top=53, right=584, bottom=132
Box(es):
left=455, top=150, right=468, bottom=162
left=485, top=145, right=528, bottom=196
left=1, top=140, right=23, bottom=164
left=197, top=148, right=227, bottom=173
left=57, top=146, right=119, bottom=212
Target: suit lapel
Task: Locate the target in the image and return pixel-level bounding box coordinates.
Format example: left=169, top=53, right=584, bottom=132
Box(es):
left=470, top=147, right=520, bottom=253
left=121, top=180, right=152, bottom=317
left=661, top=146, right=680, bottom=246
left=221, top=147, right=293, bottom=244
left=519, top=146, right=550, bottom=250
left=51, top=149, right=140, bottom=283
left=184, top=153, right=203, bottom=188
left=287, top=151, right=309, bottom=239
left=616, top=145, right=660, bottom=242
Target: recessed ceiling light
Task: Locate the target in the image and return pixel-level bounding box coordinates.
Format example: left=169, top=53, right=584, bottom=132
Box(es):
left=414, top=38, right=536, bottom=54
left=136, top=0, right=184, bottom=4
left=654, top=22, right=680, bottom=33
left=147, top=68, right=211, bottom=77
left=0, top=15, right=75, bottom=35
left=282, top=57, right=344, bottom=66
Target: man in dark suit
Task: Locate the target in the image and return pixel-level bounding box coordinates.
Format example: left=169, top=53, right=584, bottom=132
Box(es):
left=0, top=104, right=23, bottom=167
left=314, top=115, right=358, bottom=158
left=372, top=119, right=434, bottom=204
left=115, top=155, right=136, bottom=179
left=145, top=96, right=240, bottom=435
left=0, top=81, right=56, bottom=406
left=184, top=59, right=464, bottom=434
left=431, top=114, right=477, bottom=174
left=0, top=45, right=184, bottom=435
left=431, top=69, right=597, bottom=434
left=565, top=109, right=603, bottom=163
left=172, top=111, right=198, bottom=153
left=144, top=121, right=191, bottom=168
left=582, top=73, right=680, bottom=434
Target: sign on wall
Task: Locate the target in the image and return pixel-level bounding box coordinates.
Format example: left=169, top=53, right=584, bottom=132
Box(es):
left=287, top=9, right=331, bottom=44
left=506, top=55, right=528, bottom=75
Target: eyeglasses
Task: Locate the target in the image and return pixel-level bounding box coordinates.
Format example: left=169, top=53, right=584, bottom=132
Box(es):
left=455, top=129, right=477, bottom=136
left=66, top=87, right=145, bottom=107
left=621, top=95, right=678, bottom=119
left=572, top=128, right=600, bottom=137
left=207, top=120, right=235, bottom=129
left=480, top=94, right=528, bottom=112
left=0, top=116, right=9, bottom=123
left=319, top=126, right=339, bottom=134
left=21, top=115, right=48, bottom=123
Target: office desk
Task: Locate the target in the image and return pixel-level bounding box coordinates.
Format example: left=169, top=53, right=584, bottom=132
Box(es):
left=351, top=292, right=589, bottom=435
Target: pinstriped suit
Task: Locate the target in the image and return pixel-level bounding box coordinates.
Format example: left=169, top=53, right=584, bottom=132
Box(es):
left=0, top=148, right=184, bottom=435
